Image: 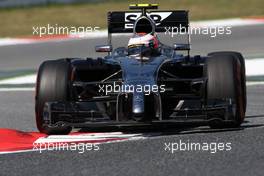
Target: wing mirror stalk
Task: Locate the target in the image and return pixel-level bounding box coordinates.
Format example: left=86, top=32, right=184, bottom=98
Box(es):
left=95, top=45, right=113, bottom=53
left=173, top=44, right=190, bottom=51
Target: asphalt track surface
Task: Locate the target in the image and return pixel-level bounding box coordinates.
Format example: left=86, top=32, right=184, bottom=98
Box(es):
left=0, top=24, right=264, bottom=176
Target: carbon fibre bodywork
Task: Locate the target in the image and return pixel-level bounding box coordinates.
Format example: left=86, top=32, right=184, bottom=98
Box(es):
left=37, top=4, right=245, bottom=132
left=42, top=51, right=234, bottom=128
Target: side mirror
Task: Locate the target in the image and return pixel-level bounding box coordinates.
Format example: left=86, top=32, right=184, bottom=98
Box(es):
left=95, top=45, right=112, bottom=52
left=173, top=44, right=190, bottom=51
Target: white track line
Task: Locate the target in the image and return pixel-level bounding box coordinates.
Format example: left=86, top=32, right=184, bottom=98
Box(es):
left=0, top=74, right=36, bottom=84
left=246, top=82, right=264, bottom=86
left=34, top=132, right=144, bottom=143
left=190, top=18, right=264, bottom=27
left=0, top=87, right=35, bottom=91
left=245, top=59, right=264, bottom=76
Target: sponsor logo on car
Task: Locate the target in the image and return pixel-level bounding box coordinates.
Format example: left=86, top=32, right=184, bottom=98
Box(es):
left=125, top=12, right=172, bottom=29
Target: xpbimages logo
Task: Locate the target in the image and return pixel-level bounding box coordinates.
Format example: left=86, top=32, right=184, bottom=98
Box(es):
left=164, top=140, right=232, bottom=154
left=98, top=82, right=166, bottom=95
left=164, top=24, right=232, bottom=38
left=32, top=24, right=100, bottom=37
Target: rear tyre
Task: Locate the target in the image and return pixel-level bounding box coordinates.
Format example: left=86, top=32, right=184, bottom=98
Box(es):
left=35, top=59, right=72, bottom=135
left=206, top=53, right=245, bottom=128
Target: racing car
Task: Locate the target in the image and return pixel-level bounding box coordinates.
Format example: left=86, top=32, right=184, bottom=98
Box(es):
left=35, top=4, right=247, bottom=134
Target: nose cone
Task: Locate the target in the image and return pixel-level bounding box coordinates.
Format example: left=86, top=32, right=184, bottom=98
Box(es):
left=134, top=16, right=155, bottom=34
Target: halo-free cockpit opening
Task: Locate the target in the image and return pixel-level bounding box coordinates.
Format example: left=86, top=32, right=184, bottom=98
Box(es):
left=134, top=17, right=154, bottom=34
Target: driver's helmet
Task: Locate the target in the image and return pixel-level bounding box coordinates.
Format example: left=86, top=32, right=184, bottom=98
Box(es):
left=128, top=33, right=159, bottom=56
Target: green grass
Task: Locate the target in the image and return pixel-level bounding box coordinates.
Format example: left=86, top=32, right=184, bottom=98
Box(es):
left=0, top=0, right=263, bottom=37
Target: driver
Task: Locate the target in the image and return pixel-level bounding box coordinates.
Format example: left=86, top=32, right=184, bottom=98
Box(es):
left=128, top=33, right=160, bottom=57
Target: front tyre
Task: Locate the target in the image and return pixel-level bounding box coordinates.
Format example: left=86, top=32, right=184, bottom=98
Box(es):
left=208, top=51, right=247, bottom=112
left=35, top=59, right=72, bottom=135
left=206, top=53, right=246, bottom=128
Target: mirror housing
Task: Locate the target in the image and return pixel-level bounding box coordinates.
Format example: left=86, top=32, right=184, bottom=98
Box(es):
left=95, top=45, right=112, bottom=52
left=173, top=44, right=190, bottom=51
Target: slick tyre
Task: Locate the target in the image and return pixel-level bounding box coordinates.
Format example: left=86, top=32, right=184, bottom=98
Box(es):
left=208, top=51, right=247, bottom=112
left=206, top=53, right=246, bottom=128
left=35, top=59, right=72, bottom=135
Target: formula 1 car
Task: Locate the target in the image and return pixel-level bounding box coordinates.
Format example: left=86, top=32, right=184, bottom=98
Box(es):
left=35, top=4, right=246, bottom=134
